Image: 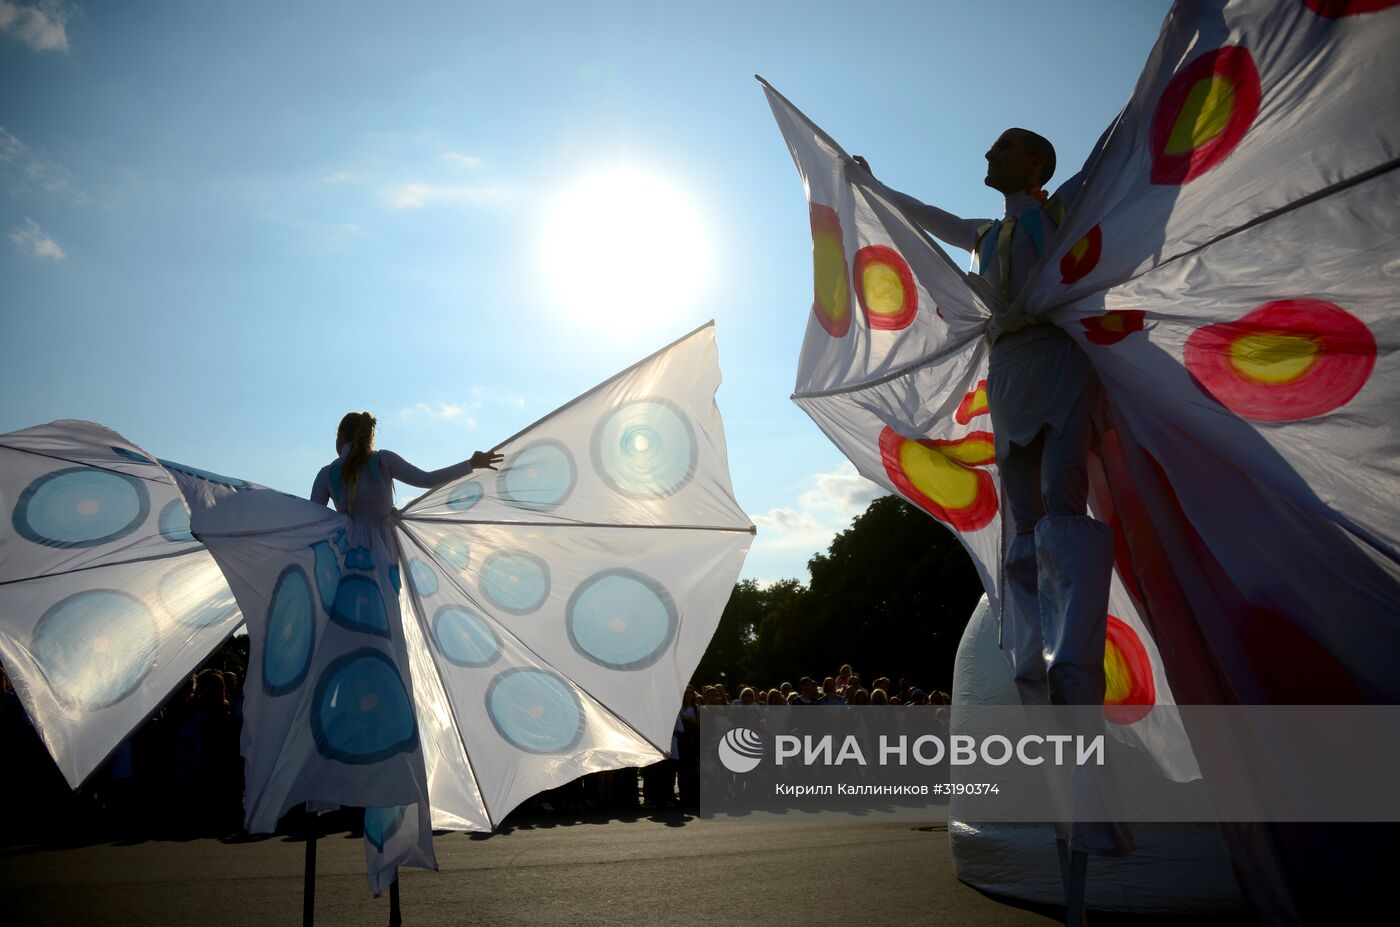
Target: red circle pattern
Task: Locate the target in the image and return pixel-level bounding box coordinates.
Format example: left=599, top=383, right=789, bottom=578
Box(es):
left=854, top=244, right=919, bottom=331
left=1104, top=614, right=1157, bottom=725
left=878, top=427, right=998, bottom=533
left=1183, top=299, right=1376, bottom=422
left=1149, top=46, right=1261, bottom=186
left=809, top=203, right=851, bottom=338
left=1060, top=225, right=1102, bottom=285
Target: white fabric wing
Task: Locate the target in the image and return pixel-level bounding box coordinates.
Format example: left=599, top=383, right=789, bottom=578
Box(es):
left=762, top=79, right=1200, bottom=781
left=0, top=422, right=248, bottom=789
left=399, top=321, right=754, bottom=827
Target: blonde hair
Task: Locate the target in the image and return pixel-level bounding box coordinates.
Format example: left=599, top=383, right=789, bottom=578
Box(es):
left=336, top=411, right=376, bottom=514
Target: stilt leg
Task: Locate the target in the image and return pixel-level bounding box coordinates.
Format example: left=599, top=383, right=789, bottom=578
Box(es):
left=388, top=876, right=402, bottom=927
left=1065, top=849, right=1088, bottom=927
left=303, top=832, right=317, bottom=927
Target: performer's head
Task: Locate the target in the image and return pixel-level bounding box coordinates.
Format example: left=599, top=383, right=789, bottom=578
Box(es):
left=985, top=128, right=1056, bottom=195
left=336, top=411, right=377, bottom=513
left=337, top=411, right=376, bottom=456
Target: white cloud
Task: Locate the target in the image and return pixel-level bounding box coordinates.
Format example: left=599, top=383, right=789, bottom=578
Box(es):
left=396, top=388, right=529, bottom=429
left=441, top=151, right=482, bottom=169
left=749, top=462, right=889, bottom=552
left=799, top=463, right=888, bottom=518
left=9, top=216, right=65, bottom=259
left=398, top=402, right=477, bottom=426
left=385, top=182, right=506, bottom=209
left=0, top=125, right=85, bottom=203
left=0, top=0, right=70, bottom=53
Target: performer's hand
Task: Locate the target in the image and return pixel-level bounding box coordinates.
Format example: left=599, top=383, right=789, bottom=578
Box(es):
left=471, top=450, right=504, bottom=470
left=851, top=155, right=873, bottom=177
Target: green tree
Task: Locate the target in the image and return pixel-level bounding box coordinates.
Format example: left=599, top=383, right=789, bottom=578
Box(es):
left=805, top=495, right=983, bottom=690
left=696, top=496, right=984, bottom=692
left=691, top=577, right=767, bottom=686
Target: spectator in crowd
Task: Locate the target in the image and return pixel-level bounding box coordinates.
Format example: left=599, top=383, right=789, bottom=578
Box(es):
left=871, top=688, right=889, bottom=705
left=835, top=664, right=853, bottom=691
left=818, top=677, right=845, bottom=706
left=678, top=686, right=701, bottom=808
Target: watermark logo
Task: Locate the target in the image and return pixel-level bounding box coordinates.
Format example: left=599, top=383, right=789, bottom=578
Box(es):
left=717, top=727, right=764, bottom=773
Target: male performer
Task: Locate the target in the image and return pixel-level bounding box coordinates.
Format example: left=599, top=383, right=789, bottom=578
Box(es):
left=853, top=130, right=1130, bottom=921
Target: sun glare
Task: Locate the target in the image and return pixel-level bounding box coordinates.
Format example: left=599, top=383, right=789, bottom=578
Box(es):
left=539, top=166, right=712, bottom=334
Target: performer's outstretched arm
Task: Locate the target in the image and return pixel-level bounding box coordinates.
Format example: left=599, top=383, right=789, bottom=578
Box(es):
left=850, top=155, right=986, bottom=252
left=380, top=449, right=503, bottom=489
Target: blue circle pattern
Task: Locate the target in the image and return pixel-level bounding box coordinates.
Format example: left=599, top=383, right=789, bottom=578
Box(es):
left=158, top=499, right=193, bottom=542
left=496, top=440, right=575, bottom=511
left=14, top=467, right=150, bottom=549
left=486, top=669, right=585, bottom=754
left=435, top=537, right=470, bottom=573
left=364, top=805, right=406, bottom=852
left=312, top=542, right=340, bottom=612
left=331, top=575, right=389, bottom=636
left=311, top=649, right=417, bottom=764
left=264, top=565, right=315, bottom=696
left=346, top=547, right=374, bottom=571
left=432, top=606, right=502, bottom=668
left=447, top=482, right=483, bottom=511
left=159, top=561, right=239, bottom=629
left=409, top=559, right=438, bottom=597
left=591, top=399, right=697, bottom=499
left=480, top=551, right=550, bottom=615
left=157, top=458, right=249, bottom=490
left=111, top=446, right=155, bottom=464
left=33, top=590, right=158, bottom=709
left=566, top=569, right=678, bottom=670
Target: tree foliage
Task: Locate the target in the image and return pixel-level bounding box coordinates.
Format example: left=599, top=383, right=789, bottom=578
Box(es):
left=696, top=496, right=985, bottom=691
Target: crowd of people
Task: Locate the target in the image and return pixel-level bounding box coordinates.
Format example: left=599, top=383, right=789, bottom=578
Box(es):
left=696, top=665, right=952, bottom=708
left=1, top=665, right=244, bottom=841
left=0, top=661, right=948, bottom=841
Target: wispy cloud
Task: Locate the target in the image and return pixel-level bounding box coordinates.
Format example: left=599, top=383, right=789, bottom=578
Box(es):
left=385, top=182, right=506, bottom=209
left=398, top=402, right=478, bottom=428
left=319, top=138, right=504, bottom=212
left=441, top=151, right=482, bottom=170
left=0, top=0, right=70, bottom=53
left=0, top=125, right=86, bottom=203
left=750, top=462, right=888, bottom=552
left=396, top=387, right=532, bottom=428
left=9, top=216, right=65, bottom=259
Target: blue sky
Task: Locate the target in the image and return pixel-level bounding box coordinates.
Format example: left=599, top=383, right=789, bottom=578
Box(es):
left=1, top=0, right=1171, bottom=584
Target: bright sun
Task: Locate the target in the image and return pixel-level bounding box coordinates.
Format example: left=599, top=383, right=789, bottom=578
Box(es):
left=539, top=166, right=712, bottom=333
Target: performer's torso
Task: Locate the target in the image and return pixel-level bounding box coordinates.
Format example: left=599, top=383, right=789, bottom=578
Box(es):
left=977, top=192, right=1092, bottom=458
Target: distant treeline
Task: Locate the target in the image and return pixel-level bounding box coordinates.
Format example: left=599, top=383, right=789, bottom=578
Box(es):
left=695, top=496, right=984, bottom=691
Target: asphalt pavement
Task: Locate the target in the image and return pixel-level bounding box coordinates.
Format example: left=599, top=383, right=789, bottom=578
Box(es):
left=2, top=810, right=1241, bottom=926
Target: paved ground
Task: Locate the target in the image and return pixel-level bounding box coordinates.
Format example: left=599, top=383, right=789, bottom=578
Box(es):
left=2, top=811, right=1241, bottom=926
